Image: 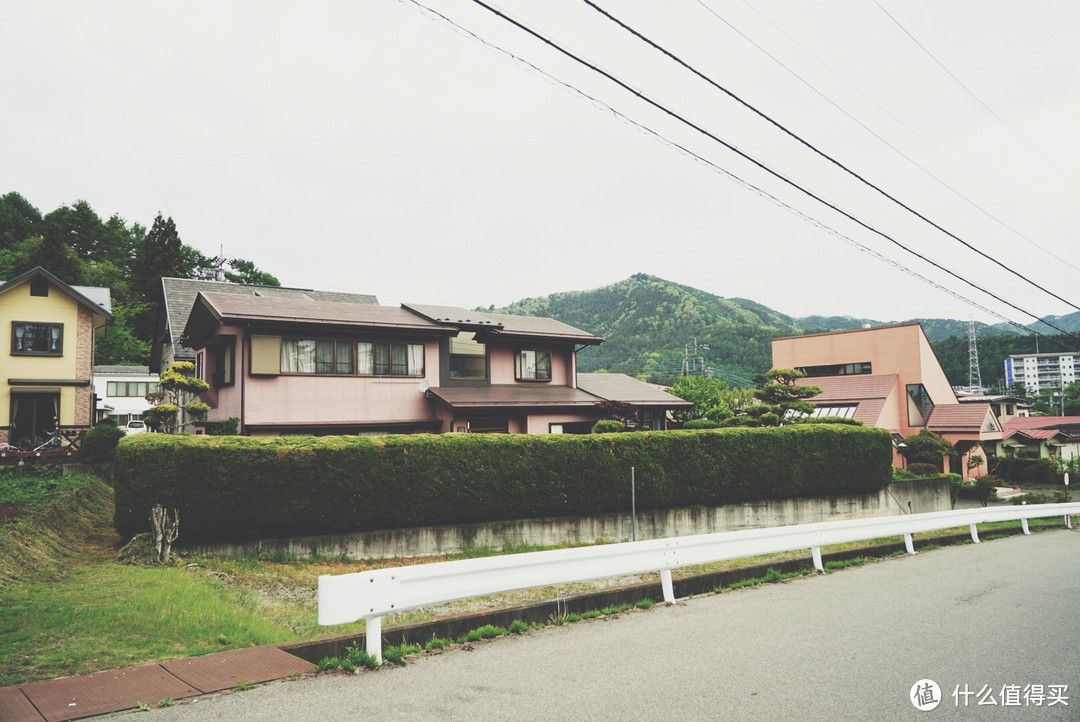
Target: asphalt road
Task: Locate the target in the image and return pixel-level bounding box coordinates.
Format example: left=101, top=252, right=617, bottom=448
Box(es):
left=137, top=529, right=1080, bottom=721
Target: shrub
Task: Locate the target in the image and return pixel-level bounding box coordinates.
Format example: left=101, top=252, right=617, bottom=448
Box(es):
left=113, top=425, right=895, bottom=544
left=906, top=462, right=939, bottom=476
left=899, top=430, right=954, bottom=466
left=208, top=417, right=240, bottom=436
left=682, top=419, right=719, bottom=430
left=957, top=475, right=998, bottom=502
left=78, top=421, right=127, bottom=463
left=591, top=420, right=624, bottom=434
left=1010, top=492, right=1056, bottom=505
left=993, top=458, right=1056, bottom=486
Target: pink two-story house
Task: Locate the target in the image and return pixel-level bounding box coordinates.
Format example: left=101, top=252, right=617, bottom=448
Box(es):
left=181, top=293, right=689, bottom=435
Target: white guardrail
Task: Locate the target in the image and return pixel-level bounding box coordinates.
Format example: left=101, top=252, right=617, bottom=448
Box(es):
left=319, top=503, right=1080, bottom=661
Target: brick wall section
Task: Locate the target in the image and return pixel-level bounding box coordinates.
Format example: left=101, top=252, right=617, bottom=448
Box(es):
left=74, top=307, right=94, bottom=427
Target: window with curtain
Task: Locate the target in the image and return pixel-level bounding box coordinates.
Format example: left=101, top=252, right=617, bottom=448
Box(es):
left=281, top=338, right=354, bottom=375
left=360, top=341, right=424, bottom=376
left=516, top=349, right=552, bottom=381
left=11, top=322, right=63, bottom=355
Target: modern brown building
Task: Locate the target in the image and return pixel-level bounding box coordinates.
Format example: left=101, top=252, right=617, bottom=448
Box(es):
left=772, top=323, right=1001, bottom=475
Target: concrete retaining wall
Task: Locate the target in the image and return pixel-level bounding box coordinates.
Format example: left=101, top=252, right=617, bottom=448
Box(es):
left=179, top=477, right=951, bottom=560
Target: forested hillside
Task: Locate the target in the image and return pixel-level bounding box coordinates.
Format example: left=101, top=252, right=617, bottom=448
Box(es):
left=0, top=191, right=279, bottom=365
left=493, top=273, right=800, bottom=385
left=491, top=273, right=1076, bottom=390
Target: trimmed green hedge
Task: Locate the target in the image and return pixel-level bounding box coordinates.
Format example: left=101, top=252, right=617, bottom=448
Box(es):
left=113, top=425, right=894, bottom=544
left=993, top=458, right=1056, bottom=486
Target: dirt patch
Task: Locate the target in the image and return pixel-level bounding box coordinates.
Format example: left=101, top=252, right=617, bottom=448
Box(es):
left=0, top=502, right=27, bottom=525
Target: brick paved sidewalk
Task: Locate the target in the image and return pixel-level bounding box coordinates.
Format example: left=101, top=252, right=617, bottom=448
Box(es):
left=0, top=645, right=314, bottom=721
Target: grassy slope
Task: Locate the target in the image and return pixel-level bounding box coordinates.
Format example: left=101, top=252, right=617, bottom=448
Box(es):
left=0, top=475, right=314, bottom=685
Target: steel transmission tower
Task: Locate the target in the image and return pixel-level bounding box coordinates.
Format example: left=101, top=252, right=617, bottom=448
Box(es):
left=968, top=318, right=982, bottom=391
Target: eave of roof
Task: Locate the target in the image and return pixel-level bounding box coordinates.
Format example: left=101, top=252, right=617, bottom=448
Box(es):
left=183, top=293, right=454, bottom=347
left=429, top=385, right=601, bottom=409
left=403, top=303, right=603, bottom=345
left=160, top=277, right=379, bottom=354
left=577, top=373, right=693, bottom=407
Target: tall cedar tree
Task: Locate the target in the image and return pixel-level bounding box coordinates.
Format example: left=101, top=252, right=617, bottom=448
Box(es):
left=132, top=213, right=186, bottom=339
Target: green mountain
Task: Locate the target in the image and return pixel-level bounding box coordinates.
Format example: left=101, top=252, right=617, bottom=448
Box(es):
left=492, top=273, right=800, bottom=386
left=489, top=274, right=1079, bottom=390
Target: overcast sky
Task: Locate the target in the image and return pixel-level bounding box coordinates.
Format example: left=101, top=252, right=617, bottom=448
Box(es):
left=4, top=1, right=1080, bottom=327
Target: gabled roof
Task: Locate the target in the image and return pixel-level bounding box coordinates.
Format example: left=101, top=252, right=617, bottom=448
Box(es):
left=0, top=266, right=112, bottom=319
left=183, top=292, right=453, bottom=348
left=403, top=303, right=603, bottom=345
left=577, top=373, right=692, bottom=408
left=158, top=277, right=378, bottom=362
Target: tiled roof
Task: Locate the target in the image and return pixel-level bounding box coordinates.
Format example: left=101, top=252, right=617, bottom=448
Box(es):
left=403, top=303, right=602, bottom=344
left=1010, top=428, right=1061, bottom=441
left=429, top=385, right=601, bottom=409
left=577, top=373, right=693, bottom=407
left=1003, top=416, right=1080, bottom=431
left=796, top=375, right=899, bottom=427
left=1002, top=416, right=1080, bottom=442
left=93, top=365, right=153, bottom=376
left=161, top=277, right=377, bottom=358
left=926, top=403, right=1000, bottom=433
left=190, top=293, right=450, bottom=335
left=797, top=374, right=898, bottom=401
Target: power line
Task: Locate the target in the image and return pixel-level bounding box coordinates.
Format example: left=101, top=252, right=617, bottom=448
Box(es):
left=580, top=0, right=1080, bottom=315
left=72, top=1, right=171, bottom=215
left=406, top=0, right=1078, bottom=351
left=872, top=0, right=1080, bottom=198
left=694, top=0, right=1080, bottom=278
left=456, top=0, right=1080, bottom=343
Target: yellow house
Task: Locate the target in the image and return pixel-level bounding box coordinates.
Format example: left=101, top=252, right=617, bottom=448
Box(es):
left=0, top=267, right=111, bottom=447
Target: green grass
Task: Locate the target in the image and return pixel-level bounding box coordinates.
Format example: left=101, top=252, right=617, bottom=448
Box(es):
left=718, top=567, right=813, bottom=593
left=0, top=559, right=296, bottom=685
left=0, top=464, right=75, bottom=506
left=382, top=643, right=421, bottom=664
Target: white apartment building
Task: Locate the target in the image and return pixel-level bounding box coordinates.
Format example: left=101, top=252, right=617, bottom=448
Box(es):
left=1004, top=353, right=1077, bottom=394
left=93, top=365, right=159, bottom=425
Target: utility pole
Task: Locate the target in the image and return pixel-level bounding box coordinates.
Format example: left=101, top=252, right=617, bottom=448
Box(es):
left=682, top=337, right=709, bottom=377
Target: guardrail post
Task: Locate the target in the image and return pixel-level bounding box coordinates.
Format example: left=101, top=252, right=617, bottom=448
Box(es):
left=811, top=546, right=823, bottom=572
left=969, top=524, right=980, bottom=543
left=1021, top=518, right=1031, bottom=535
left=367, top=616, right=383, bottom=663
left=660, top=568, right=675, bottom=604
left=904, top=533, right=916, bottom=555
